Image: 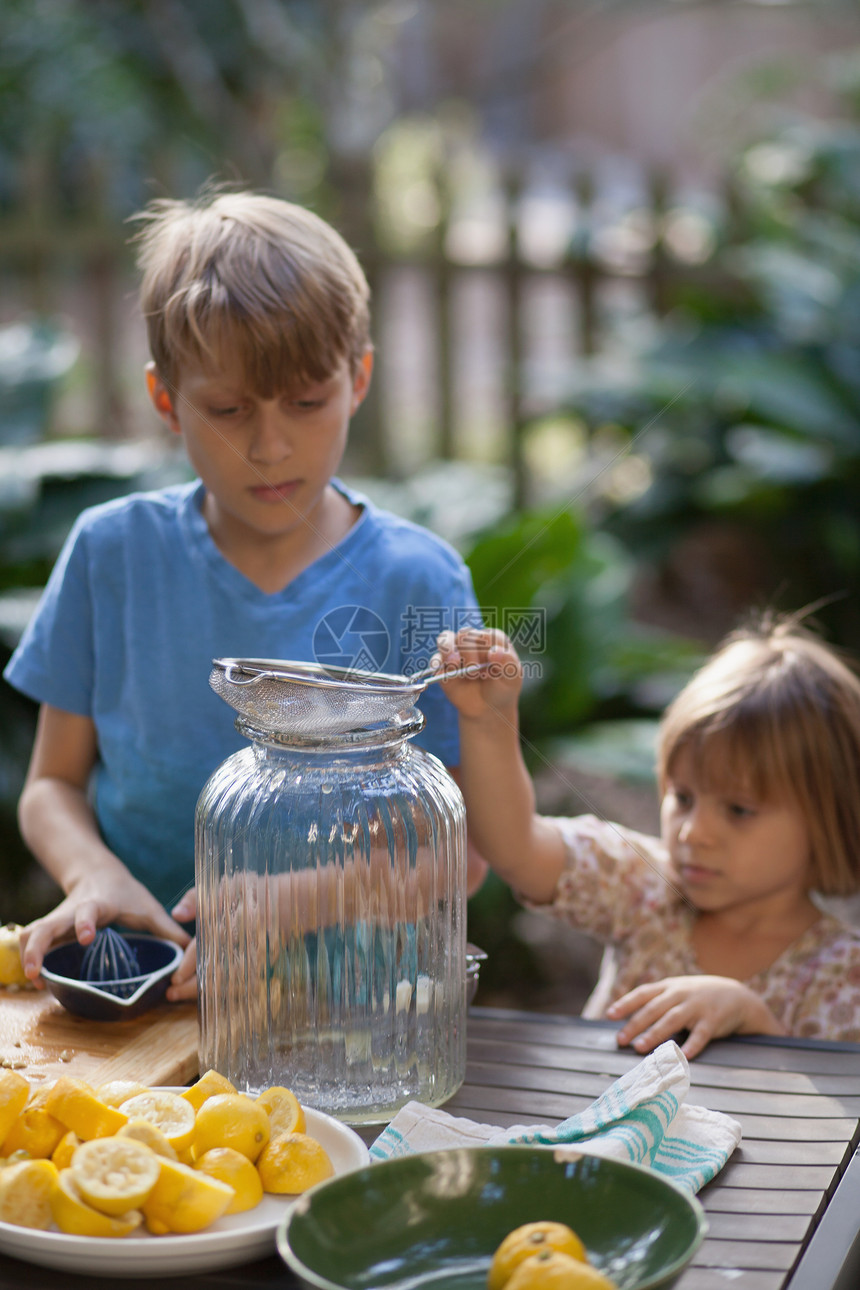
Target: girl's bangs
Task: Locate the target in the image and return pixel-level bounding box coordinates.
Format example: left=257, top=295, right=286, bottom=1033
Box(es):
left=669, top=718, right=793, bottom=804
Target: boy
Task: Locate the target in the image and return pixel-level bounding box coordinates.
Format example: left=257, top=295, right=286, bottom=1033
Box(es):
left=4, top=189, right=484, bottom=997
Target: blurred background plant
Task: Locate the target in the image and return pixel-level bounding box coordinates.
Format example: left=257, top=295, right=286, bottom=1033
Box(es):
left=557, top=85, right=860, bottom=651
left=2, top=0, right=860, bottom=1006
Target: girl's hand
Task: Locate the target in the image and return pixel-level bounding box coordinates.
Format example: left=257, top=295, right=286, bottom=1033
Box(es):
left=19, top=872, right=192, bottom=985
left=435, top=628, right=522, bottom=722
left=607, top=975, right=786, bottom=1060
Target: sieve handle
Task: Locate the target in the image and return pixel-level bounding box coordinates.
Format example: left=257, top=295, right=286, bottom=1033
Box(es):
left=413, top=660, right=493, bottom=687
left=220, top=664, right=276, bottom=687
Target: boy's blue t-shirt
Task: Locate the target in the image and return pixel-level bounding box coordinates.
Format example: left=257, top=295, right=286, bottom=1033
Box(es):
left=3, top=479, right=481, bottom=912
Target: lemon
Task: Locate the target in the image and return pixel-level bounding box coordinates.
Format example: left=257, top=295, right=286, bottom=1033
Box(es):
left=0, top=1070, right=29, bottom=1143
left=180, top=1069, right=237, bottom=1112
left=256, top=1131, right=334, bottom=1194
left=193, top=1147, right=264, bottom=1214
left=0, top=925, right=29, bottom=987
left=23, top=1082, right=55, bottom=1109
left=118, top=1090, right=196, bottom=1153
left=95, top=1079, right=150, bottom=1109
left=256, top=1086, right=306, bottom=1136
left=0, top=1158, right=58, bottom=1229
left=141, top=1157, right=234, bottom=1234
left=488, top=1221, right=588, bottom=1290
left=45, top=1076, right=128, bottom=1140
left=71, top=1136, right=160, bottom=1216
left=117, top=1118, right=178, bottom=1160
left=51, top=1129, right=82, bottom=1170
left=2, top=1105, right=66, bottom=1159
left=51, top=1169, right=143, bottom=1238
left=503, top=1250, right=616, bottom=1290
left=0, top=1149, right=30, bottom=1167
left=192, top=1093, right=271, bottom=1163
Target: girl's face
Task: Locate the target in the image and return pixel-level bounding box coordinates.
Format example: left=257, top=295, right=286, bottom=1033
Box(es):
left=660, top=742, right=814, bottom=916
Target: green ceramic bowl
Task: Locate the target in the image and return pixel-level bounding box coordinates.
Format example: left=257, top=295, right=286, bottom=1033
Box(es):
left=277, top=1145, right=707, bottom=1290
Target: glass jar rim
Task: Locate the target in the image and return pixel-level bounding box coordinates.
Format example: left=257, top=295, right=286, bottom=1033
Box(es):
left=235, top=707, right=426, bottom=751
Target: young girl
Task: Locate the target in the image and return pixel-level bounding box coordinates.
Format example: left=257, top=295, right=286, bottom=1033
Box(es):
left=438, top=616, right=860, bottom=1057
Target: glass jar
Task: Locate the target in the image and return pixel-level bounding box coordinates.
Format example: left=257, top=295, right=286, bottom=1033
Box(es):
left=195, top=710, right=467, bottom=1124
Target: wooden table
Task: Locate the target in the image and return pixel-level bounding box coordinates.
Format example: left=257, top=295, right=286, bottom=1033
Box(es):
left=448, top=1009, right=860, bottom=1290
left=1, top=1006, right=859, bottom=1289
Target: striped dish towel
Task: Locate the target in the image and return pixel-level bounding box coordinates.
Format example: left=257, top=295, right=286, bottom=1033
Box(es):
left=370, top=1040, right=741, bottom=1194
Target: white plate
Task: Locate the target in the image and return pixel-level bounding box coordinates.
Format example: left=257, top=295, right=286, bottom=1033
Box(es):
left=0, top=1101, right=370, bottom=1277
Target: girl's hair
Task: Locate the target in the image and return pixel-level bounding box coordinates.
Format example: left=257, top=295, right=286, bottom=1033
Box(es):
left=657, top=614, right=860, bottom=896
left=131, top=188, right=371, bottom=394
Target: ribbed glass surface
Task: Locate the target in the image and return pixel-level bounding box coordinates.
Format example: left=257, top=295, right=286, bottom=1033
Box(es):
left=195, top=714, right=467, bottom=1123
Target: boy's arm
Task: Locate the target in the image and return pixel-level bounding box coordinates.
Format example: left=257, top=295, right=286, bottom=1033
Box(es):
left=17, top=704, right=190, bottom=982
left=438, top=631, right=566, bottom=904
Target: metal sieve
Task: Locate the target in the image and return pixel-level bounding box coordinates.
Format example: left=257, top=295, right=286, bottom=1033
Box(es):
left=210, top=656, right=488, bottom=737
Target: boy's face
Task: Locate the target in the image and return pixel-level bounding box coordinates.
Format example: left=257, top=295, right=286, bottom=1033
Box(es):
left=146, top=351, right=372, bottom=552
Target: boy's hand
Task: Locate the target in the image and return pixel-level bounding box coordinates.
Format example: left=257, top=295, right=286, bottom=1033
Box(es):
left=607, top=975, right=786, bottom=1060
left=166, top=938, right=198, bottom=1001
left=166, top=890, right=199, bottom=1000
left=19, top=872, right=192, bottom=986
left=435, top=628, right=522, bottom=722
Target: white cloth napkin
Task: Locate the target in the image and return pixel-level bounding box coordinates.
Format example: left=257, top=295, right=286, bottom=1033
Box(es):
left=370, top=1040, right=741, bottom=1194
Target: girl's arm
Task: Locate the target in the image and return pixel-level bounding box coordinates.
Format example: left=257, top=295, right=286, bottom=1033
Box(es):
left=445, top=768, right=489, bottom=896
left=437, top=630, right=566, bottom=904
left=17, top=704, right=190, bottom=982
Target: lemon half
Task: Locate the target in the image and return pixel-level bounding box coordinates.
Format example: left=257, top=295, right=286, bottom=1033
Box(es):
left=0, top=1158, right=58, bottom=1229
left=192, top=1093, right=271, bottom=1164
left=193, top=1147, right=264, bottom=1214
left=52, top=1169, right=143, bottom=1238
left=180, top=1069, right=236, bottom=1112
left=256, top=1086, right=306, bottom=1136
left=0, top=1070, right=29, bottom=1144
left=142, top=1157, right=234, bottom=1234
left=118, top=1090, right=196, bottom=1153
left=488, top=1222, right=588, bottom=1290
left=71, top=1136, right=160, bottom=1215
left=256, top=1131, right=334, bottom=1194
left=504, top=1250, right=616, bottom=1290
left=0, top=924, right=28, bottom=987
left=45, top=1077, right=128, bottom=1141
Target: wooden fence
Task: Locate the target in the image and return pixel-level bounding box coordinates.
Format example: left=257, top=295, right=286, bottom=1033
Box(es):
left=0, top=165, right=726, bottom=506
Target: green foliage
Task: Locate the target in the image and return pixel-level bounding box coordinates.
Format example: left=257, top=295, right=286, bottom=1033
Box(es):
left=545, top=719, right=662, bottom=788
left=0, top=0, right=333, bottom=213
left=461, top=499, right=699, bottom=1005
left=0, top=321, right=79, bottom=445
left=463, top=505, right=701, bottom=746
left=0, top=649, right=38, bottom=916
left=467, top=872, right=547, bottom=1004
left=560, top=103, right=860, bottom=648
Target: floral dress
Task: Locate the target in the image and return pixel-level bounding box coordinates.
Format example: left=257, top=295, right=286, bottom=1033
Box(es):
left=522, top=815, right=860, bottom=1043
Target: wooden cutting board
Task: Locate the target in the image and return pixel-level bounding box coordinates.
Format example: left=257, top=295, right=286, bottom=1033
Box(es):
left=0, top=988, right=199, bottom=1090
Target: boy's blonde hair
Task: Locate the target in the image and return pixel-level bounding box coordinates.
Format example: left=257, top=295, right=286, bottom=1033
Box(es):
left=657, top=616, right=860, bottom=896
left=132, top=189, right=371, bottom=394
